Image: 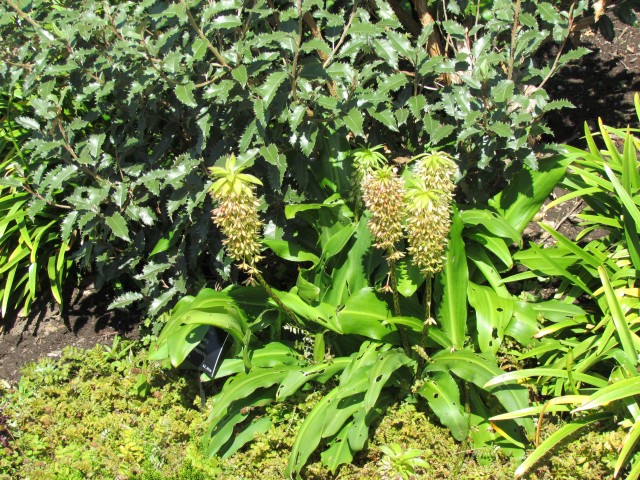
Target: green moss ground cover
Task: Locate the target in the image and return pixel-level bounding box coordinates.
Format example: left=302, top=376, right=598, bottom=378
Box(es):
left=0, top=341, right=625, bottom=479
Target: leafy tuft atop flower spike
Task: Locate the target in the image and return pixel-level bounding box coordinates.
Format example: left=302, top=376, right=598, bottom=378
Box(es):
left=412, top=151, right=458, bottom=195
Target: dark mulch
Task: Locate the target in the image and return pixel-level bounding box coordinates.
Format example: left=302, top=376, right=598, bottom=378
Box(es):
left=1, top=12, right=639, bottom=384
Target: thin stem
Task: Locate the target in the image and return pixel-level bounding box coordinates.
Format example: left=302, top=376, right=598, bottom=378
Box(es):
left=387, top=256, right=402, bottom=317
left=322, top=1, right=358, bottom=69
left=422, top=272, right=434, bottom=349
left=388, top=254, right=411, bottom=357
left=424, top=272, right=433, bottom=325
left=290, top=0, right=304, bottom=100
left=254, top=271, right=298, bottom=328
left=180, top=0, right=231, bottom=70
left=507, top=0, right=522, bottom=81
left=537, top=1, right=576, bottom=90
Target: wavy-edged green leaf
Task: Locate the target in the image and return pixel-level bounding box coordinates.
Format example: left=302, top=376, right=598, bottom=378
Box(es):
left=175, top=81, right=197, bottom=107
left=257, top=71, right=287, bottom=109
left=418, top=370, right=469, bottom=440
left=263, top=239, right=319, bottom=266
left=105, top=212, right=130, bottom=241
left=109, top=291, right=144, bottom=310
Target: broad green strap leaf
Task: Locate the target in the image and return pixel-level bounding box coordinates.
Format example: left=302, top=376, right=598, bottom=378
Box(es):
left=323, top=215, right=380, bottom=307
left=395, top=256, right=425, bottom=298
left=209, top=368, right=295, bottom=425
left=215, top=342, right=304, bottom=378
left=468, top=282, right=513, bottom=354
left=428, top=350, right=533, bottom=432
left=363, top=349, right=413, bottom=410
left=320, top=423, right=354, bottom=474
left=263, top=238, right=320, bottom=266
left=320, top=222, right=357, bottom=263
left=206, top=387, right=276, bottom=457
left=336, top=288, right=398, bottom=342
left=436, top=208, right=467, bottom=349
left=418, top=370, right=469, bottom=441
left=286, top=386, right=341, bottom=478
left=222, top=416, right=272, bottom=459
left=491, top=155, right=570, bottom=234
left=270, top=289, right=342, bottom=333
left=276, top=358, right=350, bottom=400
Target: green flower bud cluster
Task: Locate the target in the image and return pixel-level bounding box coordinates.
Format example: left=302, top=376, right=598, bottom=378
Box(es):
left=405, top=152, right=458, bottom=275
left=209, top=155, right=264, bottom=272
left=212, top=191, right=264, bottom=272
left=358, top=150, right=458, bottom=275
left=361, top=166, right=406, bottom=252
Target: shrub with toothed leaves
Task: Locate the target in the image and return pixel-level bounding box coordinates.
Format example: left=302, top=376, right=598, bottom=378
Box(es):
left=0, top=0, right=601, bottom=316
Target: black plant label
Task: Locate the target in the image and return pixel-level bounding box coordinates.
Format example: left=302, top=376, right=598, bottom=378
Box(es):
left=187, top=327, right=229, bottom=378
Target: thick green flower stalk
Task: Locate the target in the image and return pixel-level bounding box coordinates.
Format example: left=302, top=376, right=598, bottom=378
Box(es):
left=361, top=165, right=406, bottom=253
left=360, top=164, right=411, bottom=355
left=405, top=152, right=458, bottom=329
left=209, top=155, right=264, bottom=273
left=209, top=155, right=296, bottom=333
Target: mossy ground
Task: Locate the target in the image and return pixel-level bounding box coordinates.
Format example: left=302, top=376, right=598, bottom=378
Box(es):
left=0, top=341, right=626, bottom=479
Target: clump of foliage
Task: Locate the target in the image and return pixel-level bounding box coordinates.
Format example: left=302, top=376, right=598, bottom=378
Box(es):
left=491, top=93, right=640, bottom=478
left=0, top=90, right=72, bottom=321
left=0, top=0, right=602, bottom=315
left=149, top=144, right=575, bottom=476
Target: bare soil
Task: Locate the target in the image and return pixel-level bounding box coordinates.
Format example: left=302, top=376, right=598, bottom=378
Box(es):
left=1, top=13, right=639, bottom=385
left=0, top=279, right=137, bottom=384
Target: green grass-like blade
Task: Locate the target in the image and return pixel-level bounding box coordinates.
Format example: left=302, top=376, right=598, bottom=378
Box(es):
left=485, top=367, right=608, bottom=389
left=614, top=418, right=640, bottom=477
left=514, top=413, right=608, bottom=478
left=574, top=377, right=640, bottom=412
left=598, top=266, right=638, bottom=370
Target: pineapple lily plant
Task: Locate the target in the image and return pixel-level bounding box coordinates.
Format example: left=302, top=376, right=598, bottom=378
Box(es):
left=150, top=144, right=572, bottom=478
